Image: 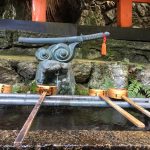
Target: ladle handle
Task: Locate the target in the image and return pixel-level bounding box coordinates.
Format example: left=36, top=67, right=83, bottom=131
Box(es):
left=14, top=91, right=47, bottom=148
left=100, top=95, right=145, bottom=128
left=122, top=95, right=150, bottom=118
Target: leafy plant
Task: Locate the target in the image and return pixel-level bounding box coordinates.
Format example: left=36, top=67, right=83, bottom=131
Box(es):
left=128, top=80, right=142, bottom=97
left=143, top=85, right=150, bottom=98
left=75, top=84, right=89, bottom=95
left=12, top=80, right=37, bottom=94
left=12, top=84, right=22, bottom=93
left=128, top=79, right=150, bottom=98
left=101, top=77, right=115, bottom=90
left=29, top=80, right=37, bottom=93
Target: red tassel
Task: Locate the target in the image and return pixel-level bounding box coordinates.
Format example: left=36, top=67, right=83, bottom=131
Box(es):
left=101, top=35, right=107, bottom=56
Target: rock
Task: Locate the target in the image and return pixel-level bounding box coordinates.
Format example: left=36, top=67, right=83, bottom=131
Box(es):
left=79, top=1, right=105, bottom=26
left=72, top=61, right=92, bottom=83
left=0, top=60, right=20, bottom=84
left=0, top=30, right=13, bottom=49
left=17, top=62, right=37, bottom=81
left=105, top=9, right=116, bottom=24
left=136, top=66, right=150, bottom=86
left=88, top=62, right=128, bottom=89
left=2, top=3, right=16, bottom=19
left=136, top=3, right=149, bottom=17
left=108, top=62, right=128, bottom=88
left=88, top=62, right=111, bottom=89
left=0, top=0, right=31, bottom=20
left=76, top=39, right=150, bottom=63
left=133, top=3, right=150, bottom=28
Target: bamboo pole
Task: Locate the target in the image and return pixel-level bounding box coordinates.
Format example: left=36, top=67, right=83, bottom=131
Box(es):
left=14, top=91, right=47, bottom=148
left=122, top=96, right=150, bottom=118
left=100, top=95, right=145, bottom=128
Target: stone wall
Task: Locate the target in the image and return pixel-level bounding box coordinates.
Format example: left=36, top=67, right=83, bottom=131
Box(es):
left=0, top=0, right=31, bottom=20
left=0, top=30, right=150, bottom=63
left=0, top=57, right=149, bottom=90
left=0, top=30, right=149, bottom=95
left=75, top=39, right=150, bottom=63
left=79, top=1, right=150, bottom=28
left=0, top=30, right=150, bottom=87
left=0, top=0, right=150, bottom=28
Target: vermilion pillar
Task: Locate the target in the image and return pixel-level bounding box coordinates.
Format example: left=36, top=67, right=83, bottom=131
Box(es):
left=117, top=0, right=132, bottom=27
left=32, top=0, right=47, bottom=22
left=117, top=0, right=150, bottom=27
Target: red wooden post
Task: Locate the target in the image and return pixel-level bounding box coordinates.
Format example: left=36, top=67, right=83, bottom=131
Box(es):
left=32, top=0, right=47, bottom=22
left=117, top=0, right=132, bottom=27
left=117, top=0, right=150, bottom=27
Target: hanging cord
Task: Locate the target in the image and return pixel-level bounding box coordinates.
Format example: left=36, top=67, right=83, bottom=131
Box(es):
left=101, top=33, right=107, bottom=56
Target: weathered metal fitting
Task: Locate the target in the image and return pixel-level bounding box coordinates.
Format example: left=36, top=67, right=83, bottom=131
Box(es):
left=35, top=42, right=78, bottom=62
left=18, top=32, right=110, bottom=44
left=35, top=47, right=51, bottom=61
left=19, top=32, right=110, bottom=84
left=20, top=32, right=110, bottom=63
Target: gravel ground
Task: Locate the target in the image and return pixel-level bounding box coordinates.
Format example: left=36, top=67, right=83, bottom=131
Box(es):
left=0, top=130, right=150, bottom=149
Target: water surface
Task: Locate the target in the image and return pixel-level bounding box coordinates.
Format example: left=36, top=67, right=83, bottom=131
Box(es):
left=0, top=106, right=149, bottom=131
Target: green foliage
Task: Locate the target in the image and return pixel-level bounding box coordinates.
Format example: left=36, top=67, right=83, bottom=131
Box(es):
left=12, top=84, right=29, bottom=93
left=143, top=85, right=150, bottom=98
left=12, top=80, right=37, bottom=94
left=12, top=84, right=22, bottom=93
left=128, top=79, right=150, bottom=98
left=135, top=64, right=144, bottom=70
left=75, top=84, right=89, bottom=95
left=123, top=58, right=130, bottom=64
left=29, top=80, right=37, bottom=93
left=101, top=77, right=115, bottom=90
left=128, top=80, right=142, bottom=97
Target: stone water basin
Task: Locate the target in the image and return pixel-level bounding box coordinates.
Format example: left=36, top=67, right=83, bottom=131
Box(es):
left=0, top=106, right=150, bottom=149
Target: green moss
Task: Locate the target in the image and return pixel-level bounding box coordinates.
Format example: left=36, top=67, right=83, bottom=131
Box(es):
left=0, top=55, right=36, bottom=62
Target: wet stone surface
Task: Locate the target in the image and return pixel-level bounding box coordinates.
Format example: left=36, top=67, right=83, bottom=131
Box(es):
left=0, top=86, right=149, bottom=149
left=0, top=107, right=149, bottom=149
left=0, top=130, right=150, bottom=149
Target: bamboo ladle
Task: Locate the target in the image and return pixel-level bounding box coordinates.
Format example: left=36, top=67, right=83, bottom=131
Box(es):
left=14, top=85, right=57, bottom=148
left=108, top=88, right=150, bottom=118
left=0, top=84, right=12, bottom=93
left=89, top=89, right=145, bottom=128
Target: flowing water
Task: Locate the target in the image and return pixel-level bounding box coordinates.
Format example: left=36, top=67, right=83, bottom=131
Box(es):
left=0, top=106, right=149, bottom=131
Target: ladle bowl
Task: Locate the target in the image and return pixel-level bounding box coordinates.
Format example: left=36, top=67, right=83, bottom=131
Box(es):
left=0, top=84, right=12, bottom=94
left=37, top=85, right=57, bottom=96
left=108, top=88, right=150, bottom=118
left=108, top=88, right=128, bottom=100
left=89, top=88, right=145, bottom=128
left=89, top=89, right=107, bottom=97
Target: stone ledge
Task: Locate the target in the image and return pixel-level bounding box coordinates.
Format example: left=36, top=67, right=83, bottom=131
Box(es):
left=0, top=130, right=150, bottom=149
